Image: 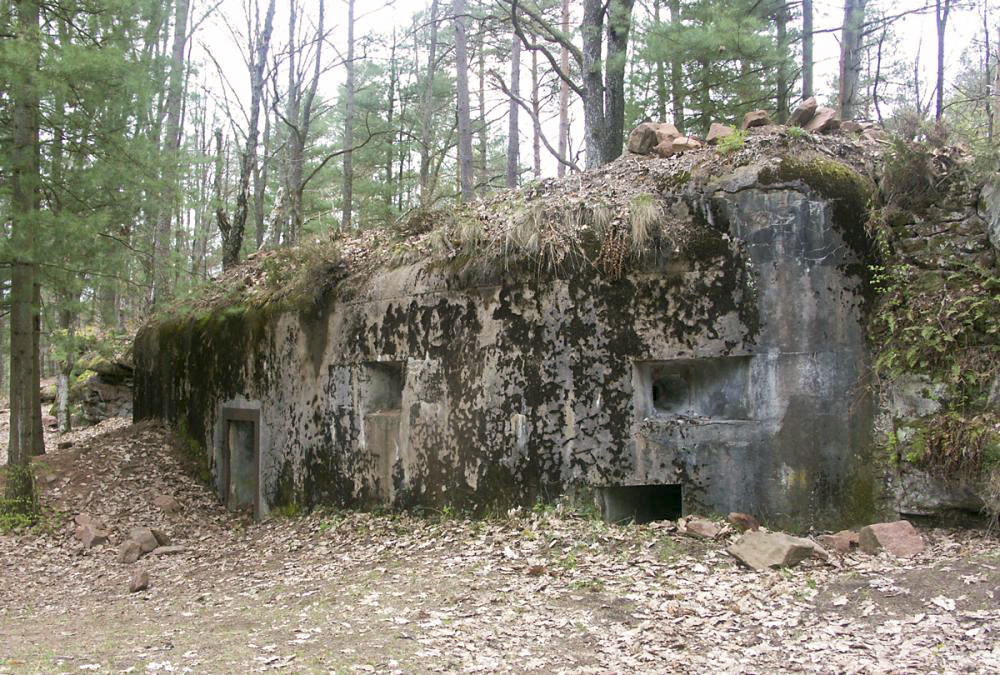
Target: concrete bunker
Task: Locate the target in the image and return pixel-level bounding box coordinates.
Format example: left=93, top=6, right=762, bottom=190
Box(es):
left=134, top=146, right=884, bottom=531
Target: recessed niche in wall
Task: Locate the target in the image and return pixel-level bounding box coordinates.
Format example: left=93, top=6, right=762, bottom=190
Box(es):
left=363, top=361, right=405, bottom=412
left=635, top=356, right=752, bottom=420
left=221, top=407, right=260, bottom=515
left=599, top=484, right=682, bottom=524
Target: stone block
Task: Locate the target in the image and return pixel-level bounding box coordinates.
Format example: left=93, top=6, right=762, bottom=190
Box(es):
left=627, top=123, right=658, bottom=155
left=817, top=530, right=858, bottom=554
left=706, top=123, right=735, bottom=145
left=788, top=97, right=817, bottom=126
left=741, top=110, right=772, bottom=130
left=728, top=531, right=817, bottom=570
left=804, top=107, right=840, bottom=133
left=129, top=570, right=149, bottom=593
left=858, top=520, right=924, bottom=557
left=118, top=539, right=142, bottom=564
left=129, top=527, right=159, bottom=554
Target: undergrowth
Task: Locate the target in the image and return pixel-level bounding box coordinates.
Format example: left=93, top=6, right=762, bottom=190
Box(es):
left=869, top=138, right=1000, bottom=515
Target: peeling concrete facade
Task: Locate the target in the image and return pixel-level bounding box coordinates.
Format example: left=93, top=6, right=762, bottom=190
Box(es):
left=135, top=159, right=881, bottom=531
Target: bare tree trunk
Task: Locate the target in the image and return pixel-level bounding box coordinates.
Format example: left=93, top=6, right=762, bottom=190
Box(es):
left=775, top=3, right=790, bottom=122
left=934, top=0, right=951, bottom=121
left=477, top=26, right=488, bottom=192
left=653, top=0, right=667, bottom=121
left=254, top=102, right=271, bottom=249
left=342, top=0, right=356, bottom=227
left=152, top=0, right=190, bottom=308
left=6, top=0, right=41, bottom=511
left=419, top=0, right=440, bottom=204
left=386, top=27, right=398, bottom=208
left=531, top=49, right=541, bottom=177
left=802, top=0, right=813, bottom=99
left=454, top=0, right=474, bottom=200
left=557, top=0, right=570, bottom=176
left=668, top=0, right=684, bottom=132
left=506, top=32, right=521, bottom=187
left=839, top=0, right=867, bottom=121
left=218, top=0, right=276, bottom=269
left=56, top=304, right=74, bottom=434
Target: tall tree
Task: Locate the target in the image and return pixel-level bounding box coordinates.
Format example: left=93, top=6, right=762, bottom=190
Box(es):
left=506, top=0, right=637, bottom=168
left=802, top=0, right=813, bottom=99
left=217, top=0, right=276, bottom=268
left=839, top=0, right=868, bottom=120
left=4, top=0, right=42, bottom=512
left=151, top=0, right=190, bottom=308
left=454, top=0, right=475, bottom=200
left=557, top=0, right=570, bottom=176
left=418, top=0, right=440, bottom=204
left=934, top=0, right=952, bottom=121
left=342, top=0, right=356, bottom=228
left=507, top=32, right=521, bottom=187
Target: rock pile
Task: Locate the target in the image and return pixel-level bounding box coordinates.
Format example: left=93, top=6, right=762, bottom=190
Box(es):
left=625, top=98, right=884, bottom=160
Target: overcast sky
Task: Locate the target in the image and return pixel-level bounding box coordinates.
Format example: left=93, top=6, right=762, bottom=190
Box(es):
left=192, top=0, right=990, bottom=176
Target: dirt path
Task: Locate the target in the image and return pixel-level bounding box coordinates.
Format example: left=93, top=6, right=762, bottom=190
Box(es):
left=2, top=419, right=999, bottom=673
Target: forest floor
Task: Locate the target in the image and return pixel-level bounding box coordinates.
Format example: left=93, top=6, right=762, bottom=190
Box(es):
left=1, top=415, right=1000, bottom=673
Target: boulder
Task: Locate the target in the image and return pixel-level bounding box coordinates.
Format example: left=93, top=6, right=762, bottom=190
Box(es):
left=150, top=545, right=186, bottom=557
left=151, top=529, right=171, bottom=547
left=76, top=523, right=110, bottom=549
left=788, top=97, right=817, bottom=127
left=859, top=520, right=924, bottom=557
left=741, top=110, right=772, bottom=130
left=683, top=516, right=720, bottom=540
left=671, top=136, right=702, bottom=153
left=980, top=179, right=1000, bottom=254
left=706, top=123, right=735, bottom=145
left=153, top=494, right=182, bottom=514
left=129, top=527, right=160, bottom=554
left=653, top=140, right=675, bottom=158
left=817, top=530, right=859, bottom=554
left=728, top=531, right=817, bottom=570
left=804, top=107, right=840, bottom=133
left=654, top=122, right=681, bottom=144
left=840, top=120, right=863, bottom=133
left=627, top=123, right=658, bottom=155
left=727, top=512, right=759, bottom=532
left=117, top=539, right=142, bottom=564
left=129, top=570, right=150, bottom=593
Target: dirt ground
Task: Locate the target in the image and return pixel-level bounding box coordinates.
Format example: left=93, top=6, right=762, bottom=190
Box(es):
left=2, top=416, right=1000, bottom=674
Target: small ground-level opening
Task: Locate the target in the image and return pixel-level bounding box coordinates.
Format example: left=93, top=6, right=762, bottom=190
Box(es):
left=599, top=484, right=682, bottom=524
left=221, top=407, right=260, bottom=517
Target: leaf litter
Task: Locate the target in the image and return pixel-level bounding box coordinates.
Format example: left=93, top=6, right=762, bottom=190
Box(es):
left=1, top=416, right=999, bottom=673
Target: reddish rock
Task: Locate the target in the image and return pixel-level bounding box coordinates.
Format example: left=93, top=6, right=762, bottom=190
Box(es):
left=804, top=107, right=840, bottom=133
left=76, top=524, right=110, bottom=549
left=671, top=136, right=702, bottom=153
left=706, top=123, right=735, bottom=145
left=728, top=531, right=817, bottom=570
left=654, top=122, right=680, bottom=144
left=840, top=120, right=863, bottom=133
left=859, top=521, right=924, bottom=557
left=683, top=516, right=720, bottom=540
left=653, top=140, right=675, bottom=158
left=42, top=415, right=58, bottom=428
left=788, top=97, right=818, bottom=126
left=818, top=530, right=859, bottom=554
left=129, top=527, right=159, bottom=554
left=150, top=545, right=186, bottom=557
left=727, top=512, right=759, bottom=532
left=627, top=123, right=658, bottom=155
left=129, top=570, right=149, bottom=593
left=153, top=494, right=182, bottom=513
left=741, top=109, right=773, bottom=130
left=117, top=539, right=142, bottom=564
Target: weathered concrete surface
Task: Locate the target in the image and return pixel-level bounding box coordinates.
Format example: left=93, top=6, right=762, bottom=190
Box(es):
left=134, top=155, right=880, bottom=531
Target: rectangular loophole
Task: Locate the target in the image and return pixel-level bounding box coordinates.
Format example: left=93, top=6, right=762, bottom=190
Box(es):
left=599, top=484, right=682, bottom=524
left=363, top=361, right=405, bottom=413
left=635, top=357, right=752, bottom=420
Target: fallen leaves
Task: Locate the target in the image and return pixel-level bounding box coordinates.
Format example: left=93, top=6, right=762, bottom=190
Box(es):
left=1, top=418, right=999, bottom=673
